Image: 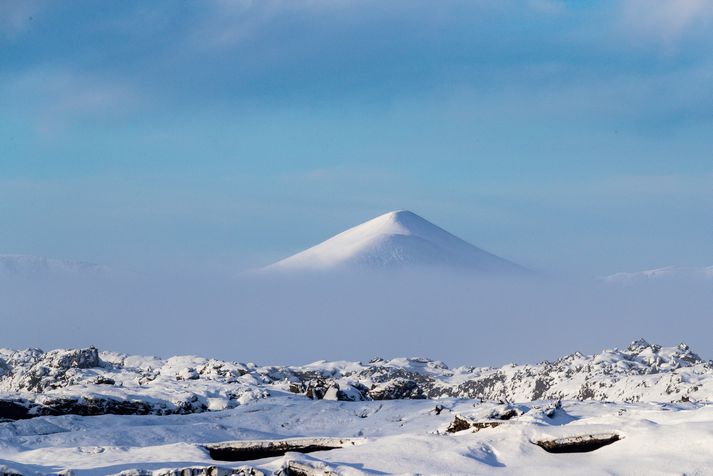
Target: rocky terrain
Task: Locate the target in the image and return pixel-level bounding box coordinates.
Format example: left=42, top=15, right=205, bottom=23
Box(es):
left=0, top=339, right=708, bottom=421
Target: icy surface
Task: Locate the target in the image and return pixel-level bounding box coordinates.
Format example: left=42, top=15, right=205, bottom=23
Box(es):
left=262, top=210, right=525, bottom=273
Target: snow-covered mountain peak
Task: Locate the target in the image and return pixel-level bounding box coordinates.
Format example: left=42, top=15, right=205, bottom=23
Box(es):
left=263, top=210, right=526, bottom=273
left=314, top=209, right=429, bottom=246
left=359, top=209, right=441, bottom=236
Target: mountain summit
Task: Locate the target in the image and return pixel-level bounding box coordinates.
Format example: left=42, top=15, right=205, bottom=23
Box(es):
left=263, top=210, right=526, bottom=273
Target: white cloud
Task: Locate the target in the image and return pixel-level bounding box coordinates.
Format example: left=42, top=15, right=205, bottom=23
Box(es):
left=620, top=0, right=713, bottom=49
left=2, top=68, right=141, bottom=136
left=190, top=0, right=347, bottom=50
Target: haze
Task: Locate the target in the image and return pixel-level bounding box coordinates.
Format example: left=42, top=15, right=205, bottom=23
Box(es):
left=0, top=270, right=709, bottom=366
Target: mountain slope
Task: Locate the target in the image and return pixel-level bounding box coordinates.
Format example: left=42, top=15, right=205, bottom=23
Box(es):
left=263, top=210, right=525, bottom=273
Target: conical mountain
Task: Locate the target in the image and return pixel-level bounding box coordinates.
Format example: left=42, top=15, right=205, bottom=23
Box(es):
left=263, top=210, right=526, bottom=273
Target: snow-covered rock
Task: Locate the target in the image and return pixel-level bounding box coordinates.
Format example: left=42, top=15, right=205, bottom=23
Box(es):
left=262, top=210, right=526, bottom=274
left=0, top=339, right=710, bottom=422
left=273, top=339, right=710, bottom=403
left=0, top=348, right=267, bottom=419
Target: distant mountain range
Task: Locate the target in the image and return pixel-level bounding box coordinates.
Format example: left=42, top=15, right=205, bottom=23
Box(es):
left=262, top=210, right=526, bottom=274
left=603, top=265, right=713, bottom=284
left=0, top=254, right=110, bottom=279
left=3, top=215, right=709, bottom=282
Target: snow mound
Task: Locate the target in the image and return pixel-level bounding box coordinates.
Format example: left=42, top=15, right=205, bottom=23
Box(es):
left=263, top=210, right=525, bottom=273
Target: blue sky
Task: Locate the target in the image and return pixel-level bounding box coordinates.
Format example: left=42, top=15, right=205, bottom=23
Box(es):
left=1, top=0, right=712, bottom=275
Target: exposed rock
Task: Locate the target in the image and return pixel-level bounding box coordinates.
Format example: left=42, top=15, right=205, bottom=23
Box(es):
left=0, top=399, right=31, bottom=420
left=370, top=378, right=427, bottom=400
left=489, top=404, right=523, bottom=420
left=111, top=467, right=264, bottom=476
left=471, top=421, right=503, bottom=431
left=93, top=376, right=116, bottom=385
left=446, top=404, right=524, bottom=434
left=205, top=438, right=361, bottom=462
left=446, top=415, right=472, bottom=433
left=304, top=379, right=329, bottom=400
left=29, top=397, right=154, bottom=417
left=280, top=460, right=344, bottom=476
left=535, top=433, right=621, bottom=453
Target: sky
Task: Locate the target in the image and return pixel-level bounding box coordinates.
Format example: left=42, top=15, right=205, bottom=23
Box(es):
left=1, top=0, right=712, bottom=277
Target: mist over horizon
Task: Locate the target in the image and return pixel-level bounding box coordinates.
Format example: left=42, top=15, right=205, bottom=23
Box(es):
left=2, top=208, right=710, bottom=367
left=1, top=267, right=710, bottom=367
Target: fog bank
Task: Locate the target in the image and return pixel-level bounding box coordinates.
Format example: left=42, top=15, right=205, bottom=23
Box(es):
left=1, top=270, right=710, bottom=366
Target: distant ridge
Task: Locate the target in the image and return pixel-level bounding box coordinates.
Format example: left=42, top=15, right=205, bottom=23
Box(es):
left=262, top=210, right=526, bottom=274
left=0, top=254, right=110, bottom=279
left=604, top=265, right=713, bottom=284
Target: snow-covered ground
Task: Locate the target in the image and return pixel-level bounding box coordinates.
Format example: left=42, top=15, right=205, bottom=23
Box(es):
left=2, top=397, right=713, bottom=475
left=1, top=340, right=713, bottom=474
